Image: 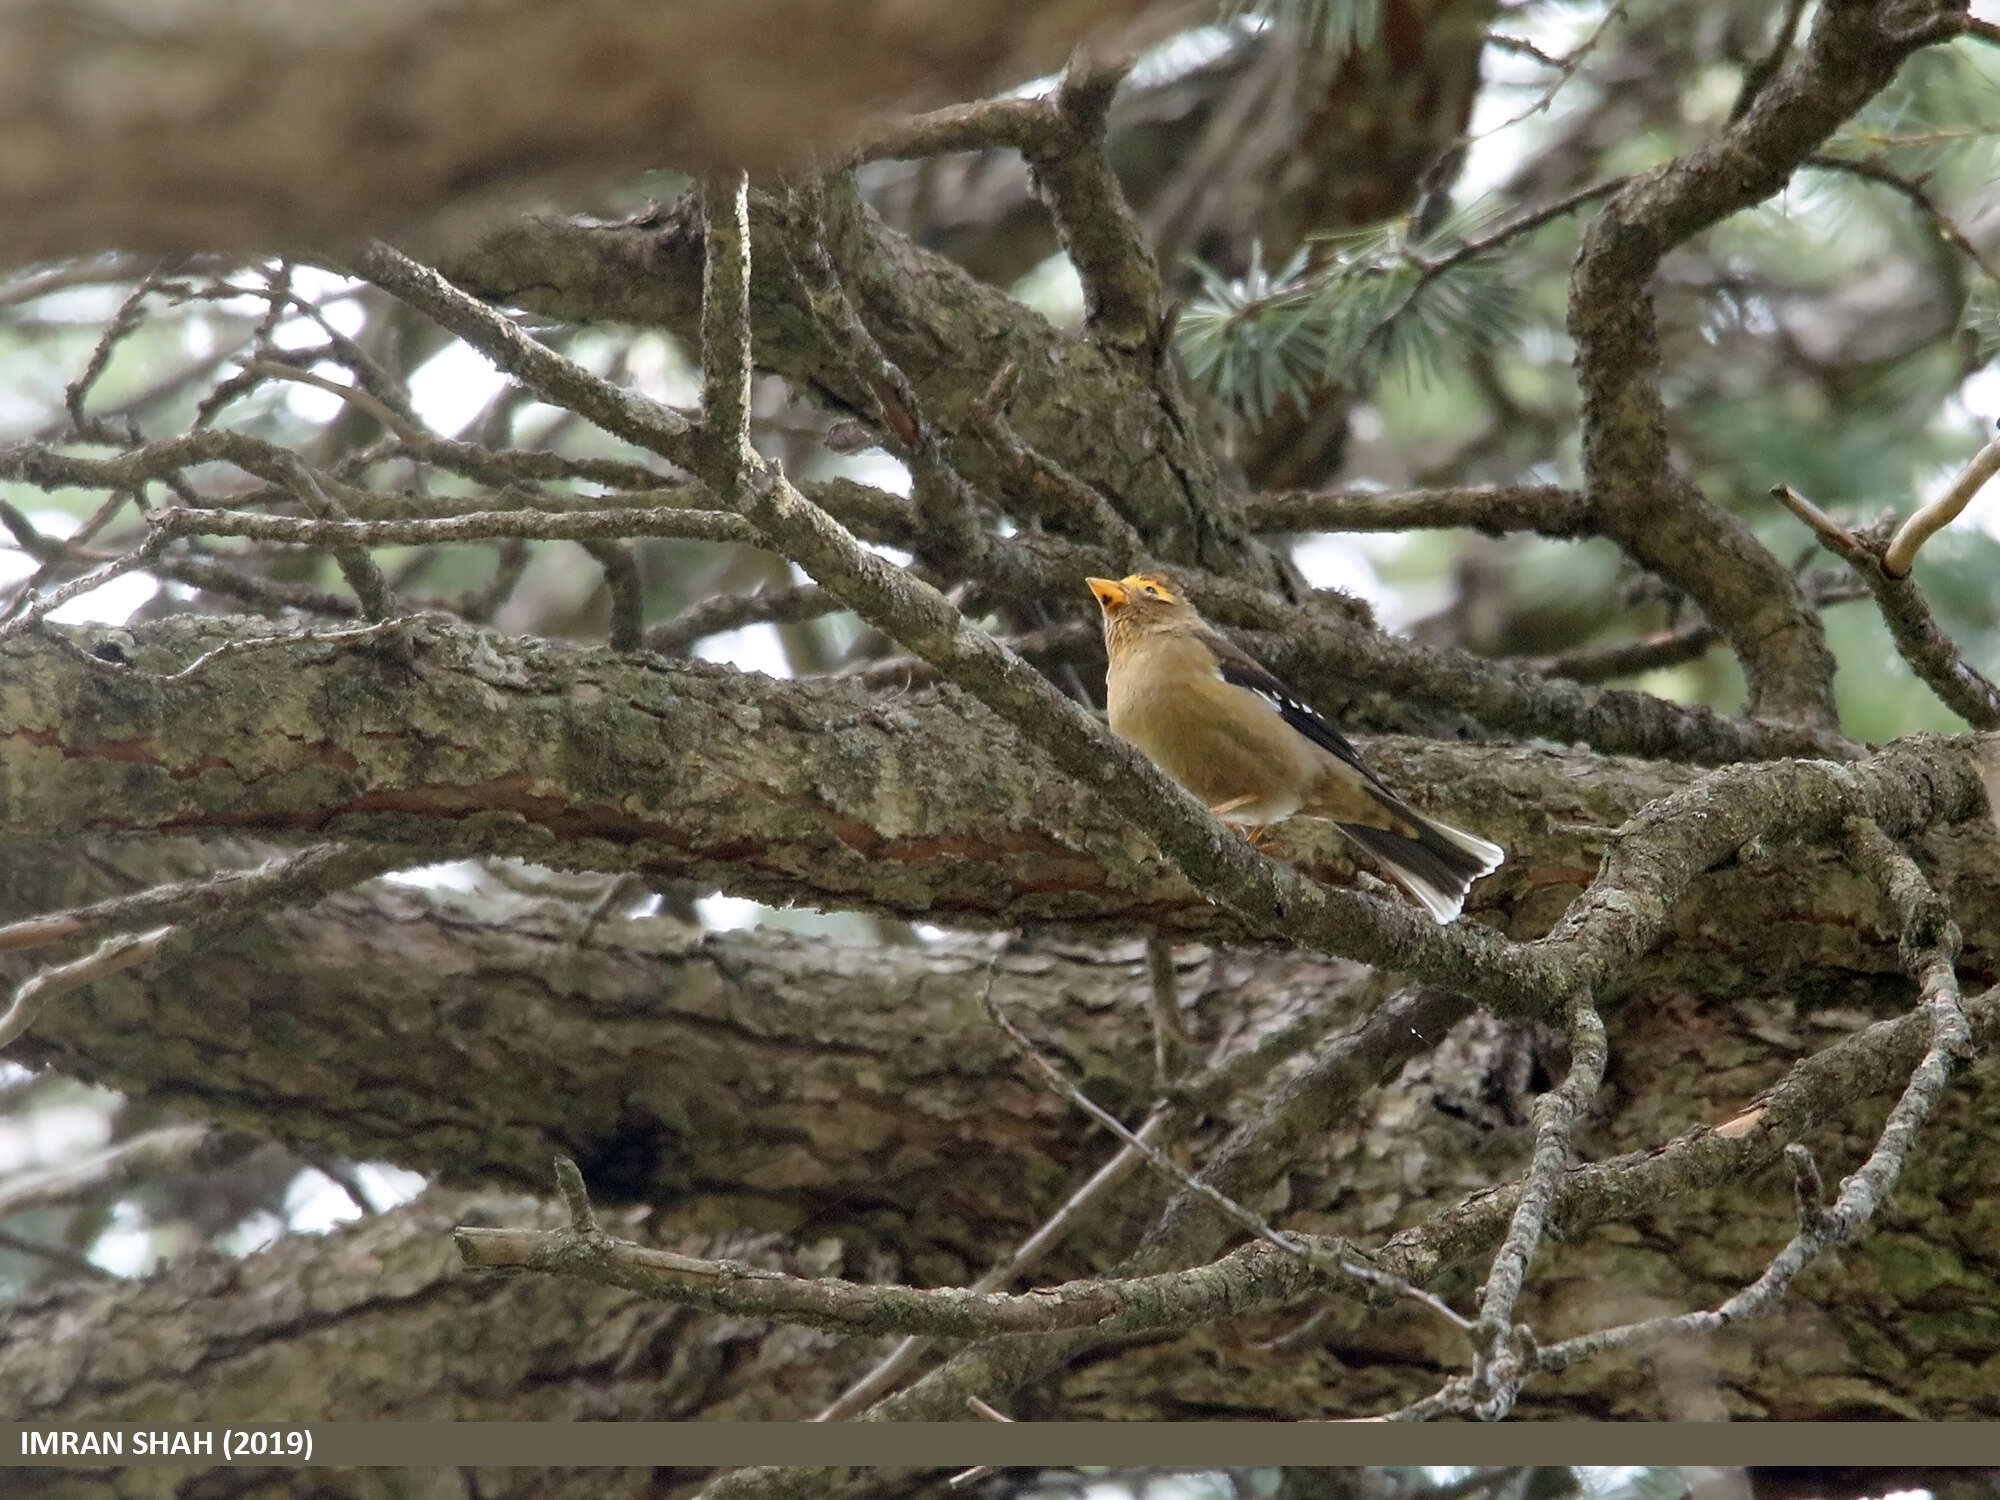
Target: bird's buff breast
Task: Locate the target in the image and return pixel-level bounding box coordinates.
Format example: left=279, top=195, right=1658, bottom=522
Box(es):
left=1108, top=664, right=1309, bottom=825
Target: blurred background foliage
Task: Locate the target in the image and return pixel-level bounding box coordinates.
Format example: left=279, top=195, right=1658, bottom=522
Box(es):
left=0, top=0, right=1995, bottom=1296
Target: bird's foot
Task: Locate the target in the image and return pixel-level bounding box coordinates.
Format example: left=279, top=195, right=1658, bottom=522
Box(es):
left=1207, top=796, right=1269, bottom=847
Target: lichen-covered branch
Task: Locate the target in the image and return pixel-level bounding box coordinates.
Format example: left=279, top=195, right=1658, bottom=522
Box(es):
left=1511, top=817, right=1976, bottom=1387
left=1461, top=988, right=1607, bottom=1420
left=11, top=829, right=2000, bottom=1429
left=3, top=619, right=1993, bottom=995
left=457, top=1158, right=1326, bottom=1340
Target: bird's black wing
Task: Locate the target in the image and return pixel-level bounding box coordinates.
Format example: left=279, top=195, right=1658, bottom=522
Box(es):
left=1198, top=627, right=1397, bottom=797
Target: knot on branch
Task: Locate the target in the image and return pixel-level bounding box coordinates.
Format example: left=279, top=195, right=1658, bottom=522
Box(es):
left=1466, top=1318, right=1536, bottom=1421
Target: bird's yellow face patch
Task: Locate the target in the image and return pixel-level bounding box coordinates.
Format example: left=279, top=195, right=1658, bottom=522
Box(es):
left=1086, top=573, right=1182, bottom=615
left=1121, top=573, right=1180, bottom=604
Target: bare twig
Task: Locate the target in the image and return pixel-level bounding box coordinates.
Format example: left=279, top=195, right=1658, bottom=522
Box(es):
left=1464, top=986, right=1607, bottom=1419
left=982, top=968, right=1474, bottom=1333
left=272, top=452, right=399, bottom=621
left=0, top=1226, right=115, bottom=1281
left=151, top=504, right=759, bottom=550
left=0, top=843, right=399, bottom=956
left=0, top=927, right=176, bottom=1051
left=0, top=843, right=409, bottom=1052
left=236, top=357, right=429, bottom=444
left=813, top=1099, right=1178, bottom=1421
left=969, top=362, right=1144, bottom=553
left=147, top=550, right=363, bottom=620
left=1773, top=482, right=2000, bottom=729
left=1803, top=156, right=2000, bottom=284
left=780, top=176, right=988, bottom=567
left=1375, top=178, right=1627, bottom=350
left=349, top=242, right=702, bottom=474
left=1145, top=936, right=1188, bottom=1087
left=579, top=540, right=645, bottom=651
left=1769, top=481, right=1865, bottom=553
left=1525, top=619, right=1723, bottom=683
left=70, top=615, right=424, bottom=686
left=1509, top=818, right=1971, bottom=1385
left=1521, top=572, right=1870, bottom=684
left=699, top=174, right=755, bottom=492
left=646, top=583, right=840, bottom=655
left=0, top=529, right=171, bottom=641
left=817, top=961, right=1387, bottom=1422
left=458, top=1157, right=1336, bottom=1340
left=1477, top=0, right=1630, bottom=138
left=64, top=278, right=154, bottom=444
left=1883, top=428, right=2000, bottom=577
left=1730, top=0, right=1811, bottom=121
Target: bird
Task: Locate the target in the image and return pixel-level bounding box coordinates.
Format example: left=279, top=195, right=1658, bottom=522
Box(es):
left=1086, top=571, right=1503, bottom=923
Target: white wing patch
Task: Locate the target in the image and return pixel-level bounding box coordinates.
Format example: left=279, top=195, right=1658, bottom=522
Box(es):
left=1214, top=659, right=1294, bottom=718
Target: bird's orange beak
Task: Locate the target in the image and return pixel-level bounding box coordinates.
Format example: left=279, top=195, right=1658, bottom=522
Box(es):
left=1086, top=576, right=1130, bottom=613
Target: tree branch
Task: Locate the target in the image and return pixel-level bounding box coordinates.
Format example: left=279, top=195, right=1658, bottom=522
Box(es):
left=1772, top=483, right=2000, bottom=730
left=428, top=195, right=1254, bottom=579
left=0, top=0, right=1162, bottom=268
left=1567, top=0, right=1960, bottom=726
left=1237, top=484, right=1595, bottom=539
left=458, top=1158, right=1329, bottom=1340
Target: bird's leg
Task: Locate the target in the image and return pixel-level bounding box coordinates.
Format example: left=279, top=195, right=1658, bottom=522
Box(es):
left=1207, top=795, right=1270, bottom=847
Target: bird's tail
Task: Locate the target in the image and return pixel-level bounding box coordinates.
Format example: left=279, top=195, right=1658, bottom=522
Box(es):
left=1336, top=811, right=1504, bottom=924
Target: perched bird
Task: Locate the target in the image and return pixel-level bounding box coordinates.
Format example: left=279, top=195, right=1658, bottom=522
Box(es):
left=1087, top=572, right=1503, bottom=923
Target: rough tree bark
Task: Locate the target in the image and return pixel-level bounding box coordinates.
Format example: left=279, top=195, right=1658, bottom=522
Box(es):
left=3, top=0, right=2000, bottom=1488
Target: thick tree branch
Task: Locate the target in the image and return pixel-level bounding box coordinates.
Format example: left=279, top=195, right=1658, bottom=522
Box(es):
left=0, top=1187, right=764, bottom=1432
left=3, top=619, right=1993, bottom=989
left=0, top=0, right=1160, bottom=269
left=1238, top=485, right=1595, bottom=538
left=427, top=196, right=1260, bottom=581
left=1567, top=0, right=1960, bottom=726
left=12, top=836, right=2000, bottom=1430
